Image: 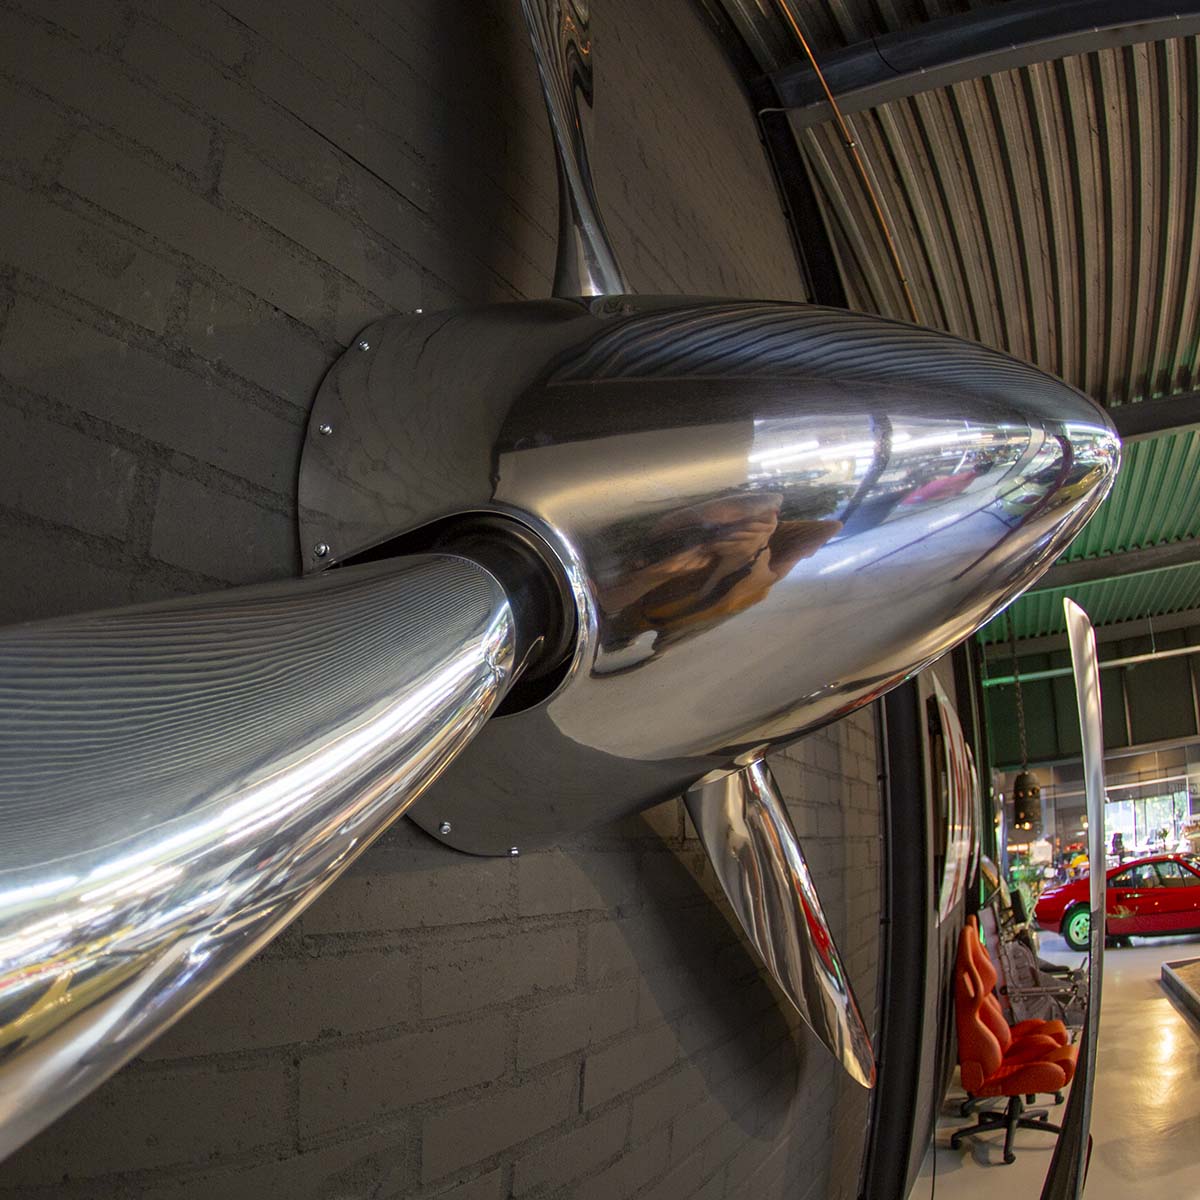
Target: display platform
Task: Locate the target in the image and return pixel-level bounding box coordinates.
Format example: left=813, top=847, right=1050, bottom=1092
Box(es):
left=1161, top=957, right=1200, bottom=1022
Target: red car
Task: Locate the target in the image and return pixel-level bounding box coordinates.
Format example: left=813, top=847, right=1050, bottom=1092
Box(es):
left=1034, top=854, right=1200, bottom=951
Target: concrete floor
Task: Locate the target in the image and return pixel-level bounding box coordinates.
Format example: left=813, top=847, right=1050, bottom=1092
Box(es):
left=913, top=931, right=1200, bottom=1198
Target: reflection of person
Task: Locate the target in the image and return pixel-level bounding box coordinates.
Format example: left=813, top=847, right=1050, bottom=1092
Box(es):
left=600, top=494, right=842, bottom=655
left=1111, top=831, right=1126, bottom=864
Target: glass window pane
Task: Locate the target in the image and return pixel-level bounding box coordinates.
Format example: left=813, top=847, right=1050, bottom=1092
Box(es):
left=1179, top=861, right=1200, bottom=886
left=1127, top=863, right=1161, bottom=887
left=1155, top=861, right=1189, bottom=887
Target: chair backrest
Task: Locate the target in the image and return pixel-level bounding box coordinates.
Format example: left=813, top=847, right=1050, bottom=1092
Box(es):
left=962, top=915, right=1014, bottom=1053
left=955, top=919, right=1005, bottom=1092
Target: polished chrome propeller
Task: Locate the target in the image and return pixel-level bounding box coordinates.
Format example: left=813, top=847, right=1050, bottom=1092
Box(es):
left=686, top=760, right=876, bottom=1087
left=0, top=0, right=1119, bottom=1158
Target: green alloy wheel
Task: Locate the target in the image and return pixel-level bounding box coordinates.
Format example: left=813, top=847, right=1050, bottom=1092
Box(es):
left=1063, top=905, right=1091, bottom=952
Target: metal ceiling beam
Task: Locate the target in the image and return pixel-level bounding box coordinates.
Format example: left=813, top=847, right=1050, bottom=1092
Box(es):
left=1109, top=391, right=1200, bottom=442
left=982, top=641, right=1198, bottom=686
left=1030, top=539, right=1200, bottom=591
left=773, top=0, right=1200, bottom=127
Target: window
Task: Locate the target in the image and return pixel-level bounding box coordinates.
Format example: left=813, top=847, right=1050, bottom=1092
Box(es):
left=1112, top=863, right=1161, bottom=888
left=1128, top=863, right=1163, bottom=888
left=1155, top=860, right=1200, bottom=888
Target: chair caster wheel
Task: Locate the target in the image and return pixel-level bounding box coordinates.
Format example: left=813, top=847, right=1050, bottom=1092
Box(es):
left=1054, top=1091, right=1064, bottom=1105
left=1026, top=1093, right=1035, bottom=1103
left=1039, top=1113, right=1049, bottom=1123
left=1004, top=1152, right=1015, bottom=1164
left=950, top=1136, right=961, bottom=1150
left=960, top=1100, right=973, bottom=1117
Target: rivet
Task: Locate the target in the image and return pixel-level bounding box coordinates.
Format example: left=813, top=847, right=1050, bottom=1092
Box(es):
left=509, top=846, right=520, bottom=857
left=313, top=543, right=330, bottom=558
left=439, top=821, right=452, bottom=835
left=317, top=422, right=333, bottom=436
left=357, top=338, right=371, bottom=351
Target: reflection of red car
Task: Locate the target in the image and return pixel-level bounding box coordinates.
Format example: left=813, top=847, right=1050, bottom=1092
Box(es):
left=1034, top=854, right=1200, bottom=951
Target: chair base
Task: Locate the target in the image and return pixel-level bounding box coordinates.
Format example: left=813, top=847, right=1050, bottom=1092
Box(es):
left=950, top=1095, right=1062, bottom=1164
left=961, top=1089, right=1062, bottom=1118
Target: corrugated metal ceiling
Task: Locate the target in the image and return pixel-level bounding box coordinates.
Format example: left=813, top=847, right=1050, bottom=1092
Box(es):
left=798, top=37, right=1200, bottom=405
left=978, top=562, right=1200, bottom=642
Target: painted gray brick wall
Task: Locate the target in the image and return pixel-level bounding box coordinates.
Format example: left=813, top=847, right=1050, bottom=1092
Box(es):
left=0, top=0, right=884, bottom=1196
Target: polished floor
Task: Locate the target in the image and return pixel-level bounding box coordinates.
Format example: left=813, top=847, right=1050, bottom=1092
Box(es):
left=914, top=932, right=1200, bottom=1199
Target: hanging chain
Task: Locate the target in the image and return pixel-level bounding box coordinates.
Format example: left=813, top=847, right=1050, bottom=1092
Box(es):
left=1007, top=610, right=1029, bottom=770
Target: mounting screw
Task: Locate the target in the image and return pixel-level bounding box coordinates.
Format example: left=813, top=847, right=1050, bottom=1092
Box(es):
left=317, top=422, right=333, bottom=436
left=414, top=307, right=424, bottom=314
left=357, top=338, right=371, bottom=351
left=438, top=821, right=452, bottom=836
left=509, top=846, right=520, bottom=857
left=313, top=542, right=330, bottom=558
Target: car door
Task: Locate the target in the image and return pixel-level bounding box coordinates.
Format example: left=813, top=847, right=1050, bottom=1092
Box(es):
left=1106, top=863, right=1162, bottom=934
left=1150, top=859, right=1200, bottom=933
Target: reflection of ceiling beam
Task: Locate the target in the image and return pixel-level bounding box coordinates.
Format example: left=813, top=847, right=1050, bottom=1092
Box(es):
left=983, top=605, right=1200, bottom=659
left=1109, top=392, right=1200, bottom=442
left=1030, top=539, right=1200, bottom=591
left=774, top=0, right=1200, bottom=128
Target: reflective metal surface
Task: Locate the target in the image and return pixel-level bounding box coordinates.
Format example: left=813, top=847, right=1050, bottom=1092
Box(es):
left=685, top=758, right=876, bottom=1087
left=299, top=299, right=1119, bottom=855
left=0, top=555, right=516, bottom=1159
left=520, top=0, right=629, bottom=297
left=1041, top=599, right=1107, bottom=1199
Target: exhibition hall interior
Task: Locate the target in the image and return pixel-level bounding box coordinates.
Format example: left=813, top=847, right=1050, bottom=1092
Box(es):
left=0, top=1, right=1196, bottom=1198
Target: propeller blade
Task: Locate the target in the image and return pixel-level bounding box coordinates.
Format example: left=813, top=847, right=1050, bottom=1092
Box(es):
left=1040, top=599, right=1107, bottom=1199
left=0, top=553, right=521, bottom=1158
left=686, top=758, right=876, bottom=1087
left=520, top=0, right=630, bottom=297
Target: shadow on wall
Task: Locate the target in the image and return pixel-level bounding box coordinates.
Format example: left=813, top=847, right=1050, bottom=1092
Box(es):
left=0, top=0, right=558, bottom=629
left=401, top=0, right=554, bottom=305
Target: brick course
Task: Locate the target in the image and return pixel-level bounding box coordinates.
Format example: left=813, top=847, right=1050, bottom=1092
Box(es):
left=0, top=1, right=885, bottom=1198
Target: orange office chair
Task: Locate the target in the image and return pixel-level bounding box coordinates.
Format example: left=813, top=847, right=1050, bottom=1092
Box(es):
left=951, top=918, right=1078, bottom=1164
left=959, top=913, right=1071, bottom=1114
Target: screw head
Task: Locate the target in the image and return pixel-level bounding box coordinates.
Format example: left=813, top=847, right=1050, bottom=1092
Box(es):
left=357, top=338, right=371, bottom=351
left=414, top=307, right=424, bottom=314
left=313, top=542, right=330, bottom=558
left=509, top=846, right=520, bottom=857
left=317, top=422, right=333, bottom=436
left=438, top=821, right=452, bottom=836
